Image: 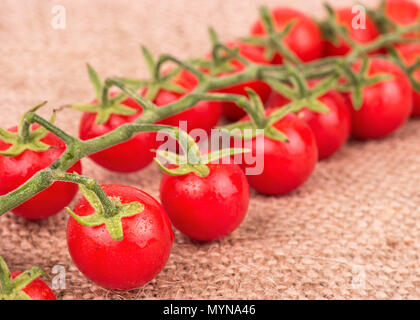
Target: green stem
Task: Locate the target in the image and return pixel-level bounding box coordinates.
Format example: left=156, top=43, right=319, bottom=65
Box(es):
left=0, top=20, right=416, bottom=216
left=0, top=256, right=14, bottom=295
left=346, top=24, right=420, bottom=62
left=18, top=101, right=48, bottom=143
left=105, top=78, right=158, bottom=112
left=155, top=55, right=207, bottom=82
left=29, top=113, right=79, bottom=145
left=190, top=92, right=264, bottom=127
left=52, top=172, right=117, bottom=218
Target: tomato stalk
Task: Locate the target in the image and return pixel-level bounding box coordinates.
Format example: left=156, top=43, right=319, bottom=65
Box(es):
left=0, top=14, right=418, bottom=216
left=242, top=6, right=302, bottom=64
left=52, top=172, right=118, bottom=217
left=387, top=46, right=420, bottom=92
left=71, top=65, right=139, bottom=125
left=0, top=256, right=49, bottom=300
left=58, top=175, right=146, bottom=241
left=345, top=23, right=420, bottom=62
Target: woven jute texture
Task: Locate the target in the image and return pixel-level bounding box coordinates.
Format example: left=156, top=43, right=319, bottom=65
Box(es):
left=0, top=0, right=419, bottom=300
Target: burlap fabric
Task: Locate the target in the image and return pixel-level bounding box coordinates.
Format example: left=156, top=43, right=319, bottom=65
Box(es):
left=0, top=0, right=418, bottom=300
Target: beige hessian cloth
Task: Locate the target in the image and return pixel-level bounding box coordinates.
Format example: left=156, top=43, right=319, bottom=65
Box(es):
left=0, top=0, right=418, bottom=299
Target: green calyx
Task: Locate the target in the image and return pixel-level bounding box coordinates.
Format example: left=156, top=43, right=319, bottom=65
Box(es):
left=319, top=3, right=356, bottom=48
left=222, top=118, right=288, bottom=142
left=220, top=87, right=289, bottom=142
left=119, top=46, right=187, bottom=102
left=0, top=256, right=49, bottom=300
left=387, top=46, right=420, bottom=93
left=154, top=150, right=210, bottom=178
left=335, top=57, right=392, bottom=109
left=367, top=0, right=397, bottom=34
left=72, top=64, right=139, bottom=125
left=192, top=51, right=238, bottom=77
left=66, top=184, right=144, bottom=241
left=153, top=123, right=250, bottom=178
left=154, top=148, right=250, bottom=178
left=191, top=28, right=248, bottom=77
left=242, top=6, right=300, bottom=64
left=222, top=76, right=336, bottom=142
left=0, top=101, right=57, bottom=157
left=153, top=125, right=208, bottom=177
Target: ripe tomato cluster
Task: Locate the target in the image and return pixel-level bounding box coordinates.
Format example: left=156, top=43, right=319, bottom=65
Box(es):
left=0, top=0, right=419, bottom=298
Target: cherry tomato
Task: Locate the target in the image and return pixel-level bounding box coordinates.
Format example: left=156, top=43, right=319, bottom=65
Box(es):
left=147, top=70, right=221, bottom=134
left=67, top=184, right=174, bottom=290
left=211, top=42, right=272, bottom=121
left=160, top=164, right=249, bottom=241
left=250, top=7, right=323, bottom=64
left=396, top=43, right=420, bottom=117
left=348, top=58, right=413, bottom=140
left=0, top=126, right=82, bottom=220
left=235, top=111, right=318, bottom=196
left=79, top=95, right=158, bottom=173
left=383, top=0, right=420, bottom=38
left=323, top=8, right=381, bottom=57
left=11, top=271, right=56, bottom=300
left=267, top=84, right=351, bottom=160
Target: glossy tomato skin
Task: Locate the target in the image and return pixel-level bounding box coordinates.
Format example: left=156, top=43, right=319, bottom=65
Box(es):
left=67, top=184, right=174, bottom=290
left=160, top=164, right=249, bottom=241
left=348, top=58, right=413, bottom=140
left=79, top=95, right=157, bottom=173
left=237, top=112, right=318, bottom=196
left=160, top=164, right=249, bottom=242
left=251, top=7, right=323, bottom=64
left=267, top=87, right=351, bottom=160
left=151, top=70, right=221, bottom=134
left=212, top=42, right=272, bottom=121
left=0, top=127, right=82, bottom=220
left=323, top=8, right=381, bottom=57
left=11, top=272, right=56, bottom=300
left=396, top=43, right=420, bottom=116
left=384, top=0, right=420, bottom=37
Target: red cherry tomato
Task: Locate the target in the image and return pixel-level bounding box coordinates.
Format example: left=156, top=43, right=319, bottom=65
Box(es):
left=0, top=126, right=82, bottom=220
left=11, top=272, right=56, bottom=300
left=160, top=164, right=249, bottom=242
left=396, top=43, right=420, bottom=117
left=79, top=95, right=157, bottom=173
left=67, top=184, right=174, bottom=290
left=267, top=85, right=351, bottom=160
left=348, top=58, right=413, bottom=140
left=251, top=7, right=323, bottom=64
left=147, top=70, right=221, bottom=134
left=323, top=8, right=381, bottom=57
left=384, top=0, right=420, bottom=38
left=211, top=42, right=272, bottom=121
left=235, top=111, right=318, bottom=196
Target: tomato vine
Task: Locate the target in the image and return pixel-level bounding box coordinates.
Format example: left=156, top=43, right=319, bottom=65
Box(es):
left=0, top=3, right=419, bottom=218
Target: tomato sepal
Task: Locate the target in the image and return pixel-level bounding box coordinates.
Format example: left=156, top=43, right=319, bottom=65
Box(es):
left=0, top=256, right=49, bottom=301
left=336, top=57, right=394, bottom=110
left=118, top=46, right=187, bottom=102
left=0, top=102, right=58, bottom=157
left=219, top=121, right=259, bottom=140
left=72, top=102, right=138, bottom=125
left=154, top=148, right=250, bottom=178
left=72, top=64, right=139, bottom=125
left=388, top=46, right=420, bottom=93
left=242, top=7, right=300, bottom=64
left=66, top=184, right=144, bottom=241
